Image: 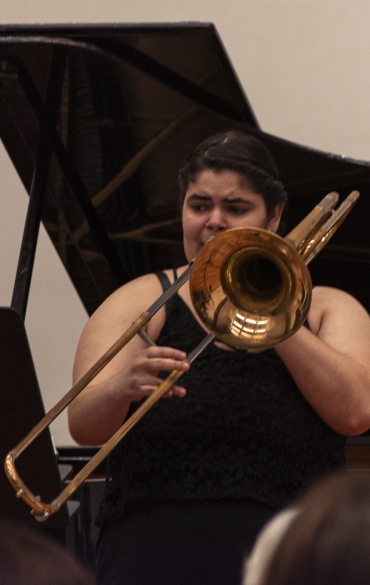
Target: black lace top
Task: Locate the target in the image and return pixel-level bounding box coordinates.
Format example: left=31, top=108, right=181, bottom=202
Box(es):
left=97, top=282, right=346, bottom=525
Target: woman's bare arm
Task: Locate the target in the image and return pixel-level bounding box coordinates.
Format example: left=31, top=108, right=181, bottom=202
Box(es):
left=275, top=286, right=370, bottom=435
left=68, top=273, right=189, bottom=445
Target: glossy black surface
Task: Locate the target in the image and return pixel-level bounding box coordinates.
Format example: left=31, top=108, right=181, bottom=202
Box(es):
left=1, top=23, right=369, bottom=317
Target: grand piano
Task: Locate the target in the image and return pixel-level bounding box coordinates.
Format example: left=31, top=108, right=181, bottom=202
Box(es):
left=1, top=22, right=370, bottom=560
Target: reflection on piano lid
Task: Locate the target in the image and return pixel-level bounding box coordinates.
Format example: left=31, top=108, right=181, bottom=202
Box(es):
left=1, top=22, right=370, bottom=317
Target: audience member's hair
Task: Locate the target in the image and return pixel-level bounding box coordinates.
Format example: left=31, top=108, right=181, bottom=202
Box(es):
left=244, top=471, right=370, bottom=585
left=0, top=519, right=95, bottom=585
left=244, top=508, right=299, bottom=585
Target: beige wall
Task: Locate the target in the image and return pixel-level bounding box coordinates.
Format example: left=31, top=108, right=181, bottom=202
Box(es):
left=1, top=1, right=370, bottom=445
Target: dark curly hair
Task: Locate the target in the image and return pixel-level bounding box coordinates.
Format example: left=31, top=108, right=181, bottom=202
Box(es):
left=178, top=131, right=287, bottom=215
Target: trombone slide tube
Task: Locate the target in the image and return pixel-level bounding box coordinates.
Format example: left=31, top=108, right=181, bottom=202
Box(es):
left=4, top=264, right=193, bottom=519
left=5, top=368, right=184, bottom=519
left=5, top=332, right=216, bottom=520
left=5, top=370, right=194, bottom=522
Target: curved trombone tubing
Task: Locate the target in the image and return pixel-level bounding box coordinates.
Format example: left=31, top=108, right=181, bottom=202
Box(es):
left=300, top=190, right=359, bottom=264
left=4, top=265, right=193, bottom=520
left=4, top=191, right=359, bottom=520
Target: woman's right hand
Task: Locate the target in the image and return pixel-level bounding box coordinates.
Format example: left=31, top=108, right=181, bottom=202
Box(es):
left=69, top=342, right=189, bottom=445
left=124, top=345, right=190, bottom=401
left=68, top=272, right=191, bottom=445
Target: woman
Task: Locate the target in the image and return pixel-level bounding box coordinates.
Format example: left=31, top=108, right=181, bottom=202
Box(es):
left=68, top=131, right=370, bottom=585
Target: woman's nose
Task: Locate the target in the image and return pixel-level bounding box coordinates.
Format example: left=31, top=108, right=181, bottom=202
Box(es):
left=205, top=208, right=227, bottom=231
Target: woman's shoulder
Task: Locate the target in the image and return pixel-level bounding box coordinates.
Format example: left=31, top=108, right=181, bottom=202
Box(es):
left=87, top=268, right=186, bottom=331
left=311, top=285, right=365, bottom=308
left=309, top=286, right=369, bottom=333
left=99, top=270, right=174, bottom=310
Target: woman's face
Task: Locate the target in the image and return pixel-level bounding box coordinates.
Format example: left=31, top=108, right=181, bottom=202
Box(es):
left=182, top=168, right=284, bottom=261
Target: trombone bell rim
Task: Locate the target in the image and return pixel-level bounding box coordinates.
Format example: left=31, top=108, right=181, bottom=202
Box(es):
left=190, top=227, right=312, bottom=350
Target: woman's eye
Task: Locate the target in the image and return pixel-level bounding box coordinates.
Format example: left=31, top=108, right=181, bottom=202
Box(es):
left=228, top=206, right=248, bottom=215
left=191, top=204, right=207, bottom=212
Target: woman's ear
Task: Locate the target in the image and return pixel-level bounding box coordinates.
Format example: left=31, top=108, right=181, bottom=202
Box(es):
left=266, top=202, right=284, bottom=233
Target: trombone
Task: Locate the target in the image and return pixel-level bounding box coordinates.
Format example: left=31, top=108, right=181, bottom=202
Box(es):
left=4, top=190, right=359, bottom=520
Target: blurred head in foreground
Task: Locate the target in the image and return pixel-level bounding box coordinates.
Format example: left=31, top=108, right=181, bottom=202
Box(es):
left=244, top=471, right=370, bottom=585
left=0, top=519, right=95, bottom=585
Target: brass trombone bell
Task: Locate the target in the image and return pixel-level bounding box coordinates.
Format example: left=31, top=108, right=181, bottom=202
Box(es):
left=190, top=228, right=312, bottom=350
left=4, top=190, right=360, bottom=520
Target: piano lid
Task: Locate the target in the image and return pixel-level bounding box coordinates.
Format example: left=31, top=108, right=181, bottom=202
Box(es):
left=1, top=23, right=370, bottom=315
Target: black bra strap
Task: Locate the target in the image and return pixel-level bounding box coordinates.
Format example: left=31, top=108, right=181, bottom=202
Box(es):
left=155, top=271, right=171, bottom=293
left=173, top=268, right=178, bottom=281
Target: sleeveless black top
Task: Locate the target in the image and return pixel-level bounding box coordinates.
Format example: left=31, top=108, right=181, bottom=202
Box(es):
left=97, top=274, right=346, bottom=525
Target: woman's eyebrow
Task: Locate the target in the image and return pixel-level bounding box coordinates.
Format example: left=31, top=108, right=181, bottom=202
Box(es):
left=223, top=197, right=251, bottom=204
left=187, top=194, right=250, bottom=203
left=187, top=194, right=211, bottom=201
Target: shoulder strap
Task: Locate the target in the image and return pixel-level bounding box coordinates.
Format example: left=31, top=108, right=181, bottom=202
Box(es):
left=155, top=271, right=171, bottom=293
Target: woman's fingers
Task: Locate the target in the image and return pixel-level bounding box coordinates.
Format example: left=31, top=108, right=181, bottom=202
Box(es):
left=145, top=345, right=189, bottom=366
left=136, top=346, right=190, bottom=375
left=128, top=345, right=189, bottom=400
